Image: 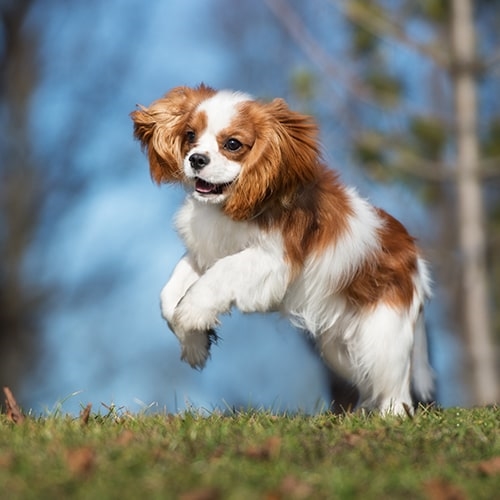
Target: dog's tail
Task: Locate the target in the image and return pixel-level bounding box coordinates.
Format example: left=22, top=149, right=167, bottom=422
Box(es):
left=411, top=310, right=435, bottom=404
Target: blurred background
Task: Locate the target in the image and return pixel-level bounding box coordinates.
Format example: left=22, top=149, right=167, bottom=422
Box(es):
left=1, top=0, right=499, bottom=415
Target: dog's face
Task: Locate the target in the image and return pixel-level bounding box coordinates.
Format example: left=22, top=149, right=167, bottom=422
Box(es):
left=131, top=85, right=320, bottom=220
left=181, top=90, right=254, bottom=205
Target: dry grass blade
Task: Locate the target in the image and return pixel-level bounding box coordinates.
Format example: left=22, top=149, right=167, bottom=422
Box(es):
left=80, top=403, right=92, bottom=426
left=2, top=386, right=25, bottom=424
left=402, top=402, right=414, bottom=419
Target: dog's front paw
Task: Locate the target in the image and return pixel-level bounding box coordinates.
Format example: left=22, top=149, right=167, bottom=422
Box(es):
left=171, top=292, right=220, bottom=334
left=180, top=329, right=219, bottom=369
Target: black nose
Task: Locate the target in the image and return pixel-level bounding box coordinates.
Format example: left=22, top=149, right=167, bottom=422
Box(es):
left=189, top=153, right=210, bottom=171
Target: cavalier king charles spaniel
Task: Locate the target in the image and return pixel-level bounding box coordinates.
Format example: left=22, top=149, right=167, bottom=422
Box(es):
left=131, top=84, right=434, bottom=415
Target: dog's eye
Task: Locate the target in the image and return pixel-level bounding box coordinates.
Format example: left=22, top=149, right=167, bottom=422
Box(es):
left=225, top=138, right=242, bottom=152
left=186, top=130, right=196, bottom=143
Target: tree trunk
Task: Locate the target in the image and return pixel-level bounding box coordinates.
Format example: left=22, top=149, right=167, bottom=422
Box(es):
left=451, top=0, right=498, bottom=405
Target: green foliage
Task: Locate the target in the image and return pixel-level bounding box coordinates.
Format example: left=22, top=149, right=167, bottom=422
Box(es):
left=347, top=0, right=384, bottom=56
left=0, top=407, right=498, bottom=499
left=483, top=117, right=500, bottom=158
left=409, top=115, right=447, bottom=160
left=353, top=131, right=385, bottom=166
left=290, top=68, right=316, bottom=102
left=352, top=25, right=378, bottom=55
left=365, top=72, right=404, bottom=107
left=415, top=0, right=450, bottom=24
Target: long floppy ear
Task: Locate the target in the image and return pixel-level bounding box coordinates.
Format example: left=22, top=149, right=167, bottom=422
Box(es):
left=131, top=84, right=216, bottom=184
left=223, top=98, right=320, bottom=220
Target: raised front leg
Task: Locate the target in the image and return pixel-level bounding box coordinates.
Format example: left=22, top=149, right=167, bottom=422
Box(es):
left=170, top=246, right=289, bottom=369
left=160, top=254, right=200, bottom=333
left=161, top=255, right=219, bottom=369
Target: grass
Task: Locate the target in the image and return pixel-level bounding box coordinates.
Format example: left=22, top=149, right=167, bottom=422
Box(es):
left=0, top=404, right=499, bottom=499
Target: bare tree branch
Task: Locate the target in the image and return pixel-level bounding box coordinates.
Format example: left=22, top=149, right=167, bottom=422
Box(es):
left=264, top=0, right=378, bottom=105
left=335, top=0, right=450, bottom=69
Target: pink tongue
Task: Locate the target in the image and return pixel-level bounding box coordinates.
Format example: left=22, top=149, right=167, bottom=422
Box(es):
left=195, top=179, right=217, bottom=194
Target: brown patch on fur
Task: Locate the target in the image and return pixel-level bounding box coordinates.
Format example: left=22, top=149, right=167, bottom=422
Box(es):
left=131, top=84, right=216, bottom=183
left=183, top=109, right=208, bottom=157
left=222, top=99, right=320, bottom=221
left=272, top=168, right=353, bottom=277
left=132, top=86, right=421, bottom=311
left=345, top=209, right=418, bottom=308
left=216, top=97, right=353, bottom=276
left=215, top=117, right=256, bottom=163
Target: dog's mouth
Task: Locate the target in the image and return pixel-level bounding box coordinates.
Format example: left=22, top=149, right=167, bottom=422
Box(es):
left=195, top=178, right=232, bottom=196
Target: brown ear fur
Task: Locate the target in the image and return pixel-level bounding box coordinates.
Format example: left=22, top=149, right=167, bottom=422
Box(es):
left=131, top=84, right=216, bottom=184
left=223, top=98, right=321, bottom=220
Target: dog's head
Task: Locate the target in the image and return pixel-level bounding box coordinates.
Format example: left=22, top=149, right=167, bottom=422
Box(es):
left=131, top=85, right=320, bottom=220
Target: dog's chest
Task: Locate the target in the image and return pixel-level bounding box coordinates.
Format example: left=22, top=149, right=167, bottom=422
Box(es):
left=175, top=198, right=258, bottom=270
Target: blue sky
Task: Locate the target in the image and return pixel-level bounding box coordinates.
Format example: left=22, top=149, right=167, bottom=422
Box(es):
left=22, top=0, right=333, bottom=415
left=20, top=0, right=462, bottom=414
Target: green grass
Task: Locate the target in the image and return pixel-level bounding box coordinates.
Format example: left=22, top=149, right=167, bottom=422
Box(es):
left=0, top=406, right=498, bottom=499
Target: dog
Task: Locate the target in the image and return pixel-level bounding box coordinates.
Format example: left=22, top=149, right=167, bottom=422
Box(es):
left=131, top=84, right=434, bottom=415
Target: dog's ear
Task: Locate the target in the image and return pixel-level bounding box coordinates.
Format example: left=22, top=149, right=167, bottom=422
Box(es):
left=265, top=98, right=320, bottom=184
left=131, top=85, right=216, bottom=184
left=131, top=101, right=182, bottom=184
left=224, top=98, right=320, bottom=221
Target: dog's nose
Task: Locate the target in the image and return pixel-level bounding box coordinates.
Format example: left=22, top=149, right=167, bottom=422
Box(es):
left=189, top=153, right=210, bottom=171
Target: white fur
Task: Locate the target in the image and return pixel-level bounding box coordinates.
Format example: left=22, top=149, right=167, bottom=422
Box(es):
left=156, top=91, right=433, bottom=415
left=411, top=258, right=434, bottom=402
left=197, top=90, right=252, bottom=134
left=165, top=199, right=290, bottom=368
left=184, top=91, right=253, bottom=203
left=285, top=188, right=382, bottom=333
left=163, top=194, right=432, bottom=415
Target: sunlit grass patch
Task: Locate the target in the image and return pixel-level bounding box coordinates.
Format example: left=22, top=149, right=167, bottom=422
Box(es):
left=0, top=400, right=498, bottom=499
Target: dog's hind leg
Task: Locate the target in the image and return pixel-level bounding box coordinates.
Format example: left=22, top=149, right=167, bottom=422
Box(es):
left=318, top=304, right=416, bottom=415
left=353, top=304, right=416, bottom=415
